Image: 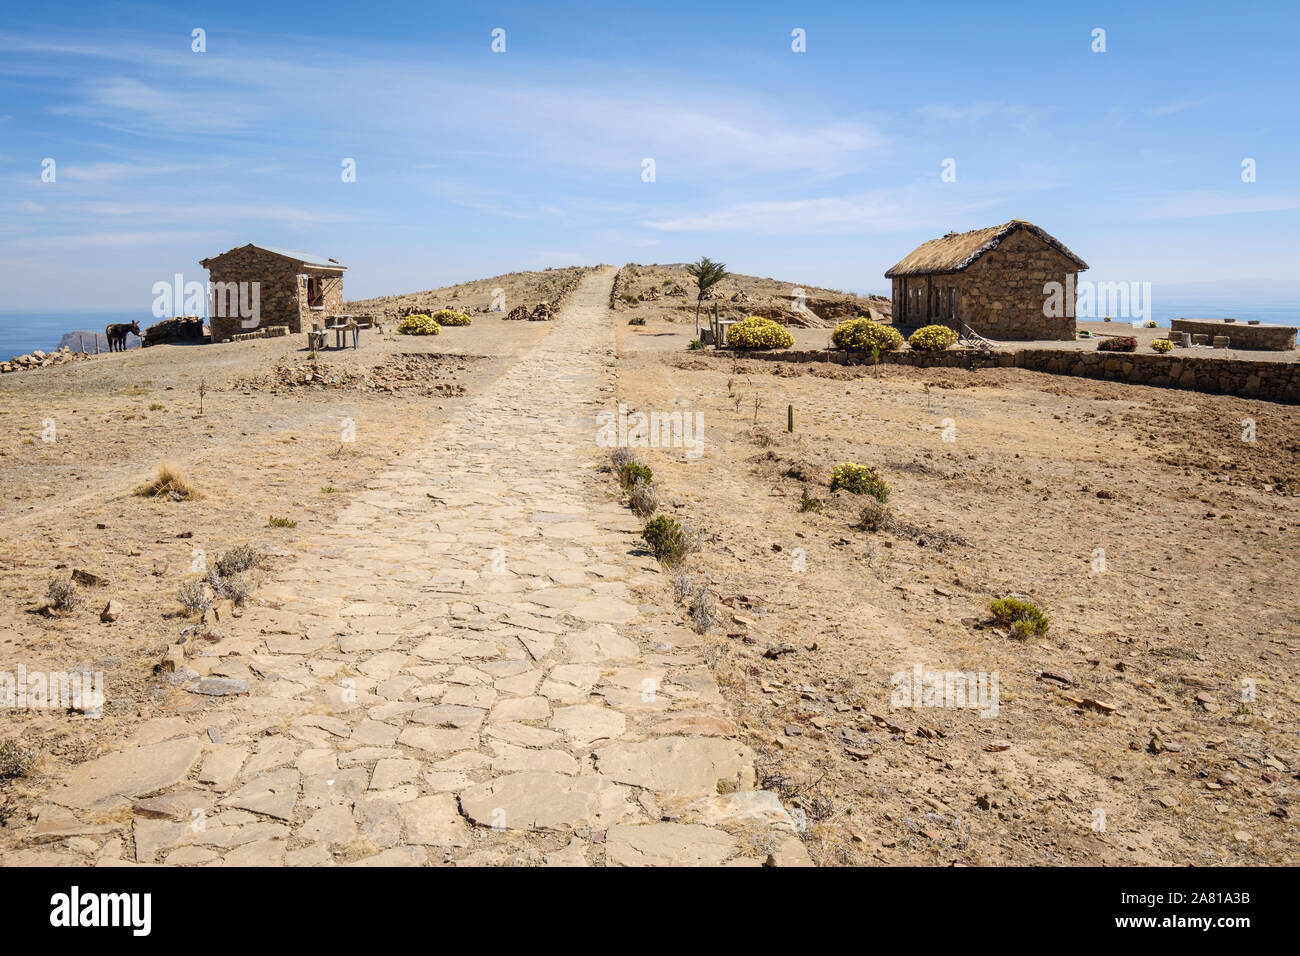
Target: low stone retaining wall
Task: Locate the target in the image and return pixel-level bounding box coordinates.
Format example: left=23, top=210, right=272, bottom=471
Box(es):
left=729, top=347, right=1300, bottom=403
left=228, top=325, right=290, bottom=343
left=1170, top=318, right=1296, bottom=351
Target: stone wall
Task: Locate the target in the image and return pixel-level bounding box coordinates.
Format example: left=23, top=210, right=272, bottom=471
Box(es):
left=729, top=347, right=1300, bottom=403
left=892, top=230, right=1079, bottom=341
left=302, top=272, right=344, bottom=332
left=1170, top=318, right=1297, bottom=351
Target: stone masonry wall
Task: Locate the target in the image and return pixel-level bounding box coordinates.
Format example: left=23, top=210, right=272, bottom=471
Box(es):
left=1170, top=318, right=1297, bottom=351
left=299, top=271, right=345, bottom=333
left=730, top=347, right=1300, bottom=404
left=957, top=230, right=1078, bottom=341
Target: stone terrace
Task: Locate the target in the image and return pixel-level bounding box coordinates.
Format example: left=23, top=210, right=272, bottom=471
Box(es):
left=2, top=268, right=809, bottom=868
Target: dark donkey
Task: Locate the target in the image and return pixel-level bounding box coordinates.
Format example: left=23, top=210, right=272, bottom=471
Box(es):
left=105, top=320, right=141, bottom=352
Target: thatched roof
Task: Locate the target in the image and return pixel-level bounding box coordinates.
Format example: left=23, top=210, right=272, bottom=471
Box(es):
left=884, top=221, right=1088, bottom=278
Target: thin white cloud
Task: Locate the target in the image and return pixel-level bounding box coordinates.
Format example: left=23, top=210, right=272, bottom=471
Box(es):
left=1135, top=189, right=1300, bottom=219
left=1145, top=98, right=1214, bottom=118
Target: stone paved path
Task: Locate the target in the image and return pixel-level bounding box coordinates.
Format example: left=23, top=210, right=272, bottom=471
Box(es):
left=5, top=268, right=811, bottom=867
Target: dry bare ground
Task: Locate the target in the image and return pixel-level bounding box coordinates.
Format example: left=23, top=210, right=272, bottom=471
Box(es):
left=0, top=270, right=568, bottom=825
left=610, top=263, right=891, bottom=329
left=2, top=263, right=1295, bottom=869
left=612, top=329, right=1299, bottom=866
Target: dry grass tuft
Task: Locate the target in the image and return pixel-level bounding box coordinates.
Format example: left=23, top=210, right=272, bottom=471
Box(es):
left=134, top=461, right=200, bottom=500
left=0, top=739, right=40, bottom=779
left=627, top=477, right=658, bottom=518
left=46, top=576, right=81, bottom=613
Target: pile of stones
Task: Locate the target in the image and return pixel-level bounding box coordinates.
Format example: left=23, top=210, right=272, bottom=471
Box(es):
left=143, top=316, right=205, bottom=347
left=1, top=346, right=91, bottom=375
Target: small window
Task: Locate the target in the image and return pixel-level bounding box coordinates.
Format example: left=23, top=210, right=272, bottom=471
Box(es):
left=306, top=276, right=323, bottom=308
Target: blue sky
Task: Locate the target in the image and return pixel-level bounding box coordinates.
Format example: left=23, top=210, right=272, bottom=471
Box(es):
left=1, top=0, right=1297, bottom=311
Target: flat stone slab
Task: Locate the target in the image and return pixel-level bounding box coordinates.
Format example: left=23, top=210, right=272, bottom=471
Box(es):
left=219, top=769, right=300, bottom=821
left=595, top=738, right=755, bottom=798
left=397, top=726, right=480, bottom=754
left=460, top=771, right=630, bottom=831
left=51, top=736, right=204, bottom=810
left=605, top=823, right=738, bottom=867
left=400, top=794, right=471, bottom=847
left=299, top=804, right=357, bottom=847
left=561, top=625, right=640, bottom=663
left=551, top=703, right=627, bottom=746
left=186, top=677, right=252, bottom=697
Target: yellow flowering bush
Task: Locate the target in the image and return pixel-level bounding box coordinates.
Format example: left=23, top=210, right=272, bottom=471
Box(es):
left=727, top=316, right=794, bottom=350
left=908, top=324, right=959, bottom=352
left=432, top=309, right=471, bottom=326
left=1150, top=338, right=1174, bottom=353
left=832, top=318, right=903, bottom=352
left=829, top=462, right=891, bottom=502
left=398, top=314, right=440, bottom=335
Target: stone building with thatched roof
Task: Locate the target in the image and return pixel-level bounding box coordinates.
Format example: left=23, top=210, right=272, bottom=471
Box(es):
left=200, top=244, right=346, bottom=342
left=885, top=220, right=1088, bottom=341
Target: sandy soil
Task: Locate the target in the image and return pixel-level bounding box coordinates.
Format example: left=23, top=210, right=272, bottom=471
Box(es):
left=611, top=325, right=1299, bottom=865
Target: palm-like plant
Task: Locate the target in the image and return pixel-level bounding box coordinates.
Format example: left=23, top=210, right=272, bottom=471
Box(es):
left=685, top=256, right=730, bottom=339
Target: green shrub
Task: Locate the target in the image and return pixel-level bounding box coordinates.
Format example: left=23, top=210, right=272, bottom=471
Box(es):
left=398, top=314, right=440, bottom=335
left=628, top=316, right=646, bottom=326
left=832, top=318, right=903, bottom=352
left=907, top=324, right=959, bottom=352
left=1150, top=338, right=1174, bottom=353
left=727, top=316, right=794, bottom=350
left=619, top=462, right=652, bottom=488
left=642, top=515, right=686, bottom=565
left=267, top=515, right=298, bottom=528
left=798, top=488, right=823, bottom=513
left=988, top=597, right=1050, bottom=639
left=687, top=338, right=705, bottom=350
left=432, top=309, right=471, bottom=326
left=829, top=462, right=891, bottom=502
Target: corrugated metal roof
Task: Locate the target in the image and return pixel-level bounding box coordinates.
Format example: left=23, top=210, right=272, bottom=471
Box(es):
left=253, top=245, right=346, bottom=269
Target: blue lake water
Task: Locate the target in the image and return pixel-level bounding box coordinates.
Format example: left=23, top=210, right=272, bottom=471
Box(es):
left=0, top=311, right=156, bottom=358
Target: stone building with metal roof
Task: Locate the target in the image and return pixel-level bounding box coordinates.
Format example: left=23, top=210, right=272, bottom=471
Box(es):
left=199, top=244, right=346, bottom=342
